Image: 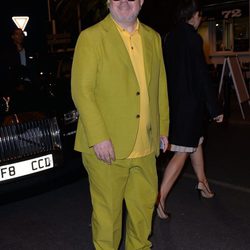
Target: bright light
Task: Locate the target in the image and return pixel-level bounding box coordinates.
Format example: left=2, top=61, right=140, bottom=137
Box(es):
left=12, top=16, right=29, bottom=31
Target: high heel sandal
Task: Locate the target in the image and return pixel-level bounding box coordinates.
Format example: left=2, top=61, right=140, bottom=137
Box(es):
left=156, top=201, right=171, bottom=220
left=196, top=181, right=215, bottom=199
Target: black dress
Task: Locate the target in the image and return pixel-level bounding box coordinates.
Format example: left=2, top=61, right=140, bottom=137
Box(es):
left=163, top=21, right=221, bottom=148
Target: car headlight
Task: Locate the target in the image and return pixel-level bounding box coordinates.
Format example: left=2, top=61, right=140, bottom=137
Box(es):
left=63, top=110, right=79, bottom=125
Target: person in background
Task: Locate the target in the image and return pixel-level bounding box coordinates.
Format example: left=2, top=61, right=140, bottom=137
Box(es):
left=71, top=0, right=169, bottom=249
left=157, top=0, right=223, bottom=220
left=1, top=27, right=39, bottom=112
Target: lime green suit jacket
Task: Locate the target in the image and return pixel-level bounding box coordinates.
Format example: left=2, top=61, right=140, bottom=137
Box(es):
left=71, top=14, right=169, bottom=159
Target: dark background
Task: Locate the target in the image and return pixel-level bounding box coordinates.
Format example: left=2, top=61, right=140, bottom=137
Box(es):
left=1, top=0, right=48, bottom=52
left=1, top=0, right=176, bottom=53
left=1, top=0, right=243, bottom=53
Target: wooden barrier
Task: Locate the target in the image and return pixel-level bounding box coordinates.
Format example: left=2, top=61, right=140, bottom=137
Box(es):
left=219, top=56, right=250, bottom=119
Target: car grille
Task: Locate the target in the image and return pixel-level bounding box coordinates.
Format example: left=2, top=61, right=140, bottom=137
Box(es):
left=0, top=117, right=62, bottom=164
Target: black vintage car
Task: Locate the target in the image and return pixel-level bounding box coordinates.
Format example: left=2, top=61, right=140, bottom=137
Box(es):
left=0, top=51, right=84, bottom=203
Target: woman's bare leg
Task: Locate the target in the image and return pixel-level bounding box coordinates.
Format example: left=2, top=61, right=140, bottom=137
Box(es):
left=190, top=144, right=206, bottom=182
left=190, top=144, right=214, bottom=196
left=158, top=152, right=189, bottom=215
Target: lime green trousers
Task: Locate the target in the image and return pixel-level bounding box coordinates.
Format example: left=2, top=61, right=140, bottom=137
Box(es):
left=82, top=153, right=158, bottom=250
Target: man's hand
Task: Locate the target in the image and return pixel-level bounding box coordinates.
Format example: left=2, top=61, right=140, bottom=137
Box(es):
left=93, top=140, right=116, bottom=165
left=160, top=136, right=169, bottom=153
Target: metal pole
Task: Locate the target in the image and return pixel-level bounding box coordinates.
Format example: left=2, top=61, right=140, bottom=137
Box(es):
left=77, top=3, right=82, bottom=34
left=47, top=0, right=56, bottom=34
left=47, top=0, right=51, bottom=22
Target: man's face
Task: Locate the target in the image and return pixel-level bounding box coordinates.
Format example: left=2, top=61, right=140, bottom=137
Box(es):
left=12, top=29, right=24, bottom=45
left=192, top=11, right=202, bottom=30
left=107, top=0, right=144, bottom=25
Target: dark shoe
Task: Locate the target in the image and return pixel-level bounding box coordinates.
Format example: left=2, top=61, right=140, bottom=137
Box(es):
left=196, top=181, right=215, bottom=199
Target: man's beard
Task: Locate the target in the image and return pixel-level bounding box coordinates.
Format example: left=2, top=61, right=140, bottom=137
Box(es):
left=111, top=10, right=140, bottom=25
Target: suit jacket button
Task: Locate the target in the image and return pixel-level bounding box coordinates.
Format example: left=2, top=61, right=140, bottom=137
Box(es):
left=136, top=91, right=140, bottom=95
left=136, top=114, right=140, bottom=118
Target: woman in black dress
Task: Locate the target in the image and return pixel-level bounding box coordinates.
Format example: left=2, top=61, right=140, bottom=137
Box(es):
left=157, top=0, right=223, bottom=219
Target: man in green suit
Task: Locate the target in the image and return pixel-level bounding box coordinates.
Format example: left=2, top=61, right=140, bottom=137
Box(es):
left=71, top=0, right=169, bottom=249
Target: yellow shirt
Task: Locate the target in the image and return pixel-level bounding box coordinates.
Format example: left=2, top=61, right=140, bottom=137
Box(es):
left=114, top=20, right=153, bottom=158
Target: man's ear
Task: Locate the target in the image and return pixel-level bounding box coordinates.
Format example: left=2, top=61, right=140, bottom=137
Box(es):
left=107, top=0, right=110, bottom=8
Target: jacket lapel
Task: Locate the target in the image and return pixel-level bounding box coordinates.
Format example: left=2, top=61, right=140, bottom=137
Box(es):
left=140, top=24, right=152, bottom=86
left=101, top=15, right=135, bottom=72
left=101, top=15, right=152, bottom=85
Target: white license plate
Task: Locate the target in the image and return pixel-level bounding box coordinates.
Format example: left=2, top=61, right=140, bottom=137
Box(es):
left=0, top=154, right=54, bottom=182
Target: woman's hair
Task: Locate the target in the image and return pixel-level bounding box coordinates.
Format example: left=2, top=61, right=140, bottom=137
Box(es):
left=176, top=0, right=202, bottom=22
